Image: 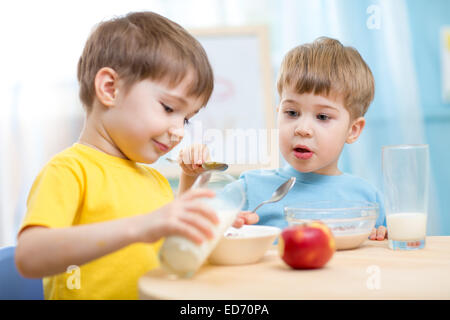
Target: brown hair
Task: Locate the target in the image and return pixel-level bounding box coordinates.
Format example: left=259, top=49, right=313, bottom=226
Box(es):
left=77, top=11, right=214, bottom=111
left=277, top=37, right=374, bottom=119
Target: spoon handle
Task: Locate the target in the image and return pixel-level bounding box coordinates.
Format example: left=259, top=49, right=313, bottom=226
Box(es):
left=252, top=201, right=267, bottom=213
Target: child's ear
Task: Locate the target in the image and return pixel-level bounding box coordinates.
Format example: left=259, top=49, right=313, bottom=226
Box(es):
left=346, top=116, right=366, bottom=144
left=94, top=67, right=119, bottom=107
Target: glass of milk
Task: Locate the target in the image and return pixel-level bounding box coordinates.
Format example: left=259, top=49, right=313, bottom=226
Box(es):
left=159, top=171, right=246, bottom=277
left=382, top=144, right=429, bottom=250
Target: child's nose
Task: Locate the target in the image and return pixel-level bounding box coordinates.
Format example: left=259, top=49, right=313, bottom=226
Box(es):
left=294, top=120, right=313, bottom=137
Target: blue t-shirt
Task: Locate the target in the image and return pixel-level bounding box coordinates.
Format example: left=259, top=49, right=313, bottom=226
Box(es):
left=238, top=164, right=386, bottom=229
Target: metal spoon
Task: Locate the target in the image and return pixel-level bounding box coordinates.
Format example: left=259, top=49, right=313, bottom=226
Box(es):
left=252, top=177, right=296, bottom=212
left=165, top=157, right=229, bottom=172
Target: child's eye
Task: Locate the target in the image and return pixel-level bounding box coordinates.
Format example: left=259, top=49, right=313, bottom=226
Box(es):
left=285, top=110, right=299, bottom=117
left=161, top=103, right=173, bottom=113
left=317, top=113, right=330, bottom=121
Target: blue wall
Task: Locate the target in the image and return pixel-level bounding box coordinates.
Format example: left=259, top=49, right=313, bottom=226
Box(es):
left=408, top=0, right=450, bottom=235
left=172, top=0, right=450, bottom=235
left=334, top=0, right=450, bottom=235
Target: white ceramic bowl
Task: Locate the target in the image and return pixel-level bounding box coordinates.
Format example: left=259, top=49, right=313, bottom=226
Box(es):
left=208, top=225, right=281, bottom=265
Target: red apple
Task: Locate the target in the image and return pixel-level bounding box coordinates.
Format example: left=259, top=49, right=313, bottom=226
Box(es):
left=278, top=222, right=336, bottom=269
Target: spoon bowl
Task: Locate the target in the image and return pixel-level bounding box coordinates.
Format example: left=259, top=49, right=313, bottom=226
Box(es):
left=202, top=161, right=229, bottom=171
left=252, top=177, right=296, bottom=212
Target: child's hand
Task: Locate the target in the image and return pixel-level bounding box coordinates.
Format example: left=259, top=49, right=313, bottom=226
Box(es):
left=179, top=144, right=210, bottom=177
left=369, top=226, right=388, bottom=240
left=232, top=211, right=260, bottom=228
left=138, top=188, right=219, bottom=244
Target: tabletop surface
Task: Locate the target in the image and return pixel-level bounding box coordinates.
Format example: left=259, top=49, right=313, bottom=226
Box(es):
left=139, top=236, right=450, bottom=300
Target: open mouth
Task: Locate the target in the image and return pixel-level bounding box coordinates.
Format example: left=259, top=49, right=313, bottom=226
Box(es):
left=293, top=145, right=313, bottom=160
left=294, top=147, right=310, bottom=153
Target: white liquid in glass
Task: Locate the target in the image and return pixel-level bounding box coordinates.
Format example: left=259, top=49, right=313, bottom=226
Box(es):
left=386, top=212, right=427, bottom=240
left=159, top=209, right=237, bottom=276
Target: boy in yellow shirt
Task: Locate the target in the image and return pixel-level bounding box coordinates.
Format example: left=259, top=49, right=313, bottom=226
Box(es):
left=15, top=11, right=257, bottom=300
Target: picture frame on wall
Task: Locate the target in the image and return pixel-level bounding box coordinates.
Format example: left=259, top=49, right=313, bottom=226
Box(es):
left=150, top=26, right=278, bottom=178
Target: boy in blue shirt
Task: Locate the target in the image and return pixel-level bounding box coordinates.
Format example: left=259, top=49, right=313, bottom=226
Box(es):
left=179, top=37, right=387, bottom=241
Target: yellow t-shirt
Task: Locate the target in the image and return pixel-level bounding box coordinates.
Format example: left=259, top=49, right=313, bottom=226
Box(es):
left=20, top=143, right=174, bottom=299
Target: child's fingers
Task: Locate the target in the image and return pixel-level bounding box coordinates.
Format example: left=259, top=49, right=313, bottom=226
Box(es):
left=232, top=211, right=259, bottom=228
left=185, top=202, right=219, bottom=225
left=181, top=188, right=216, bottom=201
left=178, top=212, right=216, bottom=239
left=186, top=144, right=201, bottom=168
left=181, top=146, right=199, bottom=166
left=192, top=144, right=209, bottom=164
left=237, top=211, right=259, bottom=225
left=189, top=146, right=197, bottom=170
left=195, top=145, right=203, bottom=165
left=376, top=226, right=387, bottom=240
left=178, top=145, right=210, bottom=175
left=179, top=161, right=190, bottom=172
left=191, top=164, right=206, bottom=175
left=181, top=147, right=192, bottom=165
left=168, top=223, right=207, bottom=245
left=179, top=149, right=197, bottom=173
left=245, top=212, right=259, bottom=225
left=182, top=144, right=210, bottom=164
left=232, top=217, right=245, bottom=228
left=177, top=151, right=190, bottom=170
left=369, top=228, right=377, bottom=240
left=179, top=160, right=204, bottom=177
